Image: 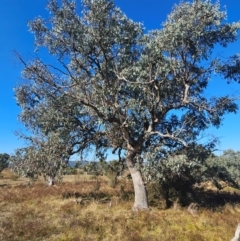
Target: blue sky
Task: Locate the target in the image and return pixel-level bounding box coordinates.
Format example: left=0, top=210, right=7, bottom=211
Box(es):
left=0, top=0, right=239, bottom=156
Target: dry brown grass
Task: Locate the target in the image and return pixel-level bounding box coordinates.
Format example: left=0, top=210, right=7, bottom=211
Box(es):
left=0, top=169, right=239, bottom=241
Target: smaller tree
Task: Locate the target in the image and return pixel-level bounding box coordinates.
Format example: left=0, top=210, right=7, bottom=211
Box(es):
left=10, top=132, right=70, bottom=185
left=82, top=158, right=126, bottom=187
left=0, top=153, right=10, bottom=173
left=99, top=159, right=127, bottom=187
left=10, top=147, right=39, bottom=182
left=82, top=161, right=102, bottom=176
left=205, top=149, right=240, bottom=186
left=141, top=145, right=239, bottom=207
left=142, top=154, right=203, bottom=207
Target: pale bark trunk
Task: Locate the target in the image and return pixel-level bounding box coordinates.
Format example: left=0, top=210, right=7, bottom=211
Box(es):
left=126, top=151, right=149, bottom=211
left=47, top=176, right=55, bottom=186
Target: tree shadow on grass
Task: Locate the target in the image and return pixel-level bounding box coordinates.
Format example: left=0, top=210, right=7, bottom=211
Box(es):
left=191, top=189, right=240, bottom=209
left=147, top=183, right=240, bottom=209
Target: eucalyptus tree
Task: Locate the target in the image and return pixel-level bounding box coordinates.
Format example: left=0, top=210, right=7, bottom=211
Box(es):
left=141, top=146, right=240, bottom=207
left=210, top=149, right=240, bottom=185
left=15, top=0, right=240, bottom=210
left=11, top=133, right=70, bottom=185
left=10, top=147, right=40, bottom=182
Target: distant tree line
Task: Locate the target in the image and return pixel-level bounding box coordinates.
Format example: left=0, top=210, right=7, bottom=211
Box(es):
left=0, top=153, right=9, bottom=173
left=6, top=149, right=240, bottom=190
left=0, top=147, right=239, bottom=208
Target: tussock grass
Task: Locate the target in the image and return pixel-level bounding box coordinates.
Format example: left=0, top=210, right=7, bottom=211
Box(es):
left=0, top=169, right=239, bottom=241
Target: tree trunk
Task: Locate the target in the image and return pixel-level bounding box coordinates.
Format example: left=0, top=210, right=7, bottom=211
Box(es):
left=47, top=176, right=55, bottom=186
left=126, top=151, right=149, bottom=211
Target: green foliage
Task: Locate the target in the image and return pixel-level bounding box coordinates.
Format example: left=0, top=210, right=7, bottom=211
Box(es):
left=10, top=148, right=39, bottom=181
left=63, top=167, right=78, bottom=175
left=82, top=162, right=103, bottom=176
left=15, top=0, right=240, bottom=159
left=104, top=159, right=126, bottom=187
left=0, top=153, right=9, bottom=173
left=143, top=154, right=201, bottom=206
left=81, top=159, right=126, bottom=187
left=205, top=149, right=240, bottom=186
left=10, top=133, right=70, bottom=184
left=142, top=147, right=240, bottom=207
left=222, top=150, right=240, bottom=184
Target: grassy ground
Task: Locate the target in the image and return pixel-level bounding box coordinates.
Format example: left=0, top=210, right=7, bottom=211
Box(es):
left=0, top=169, right=239, bottom=241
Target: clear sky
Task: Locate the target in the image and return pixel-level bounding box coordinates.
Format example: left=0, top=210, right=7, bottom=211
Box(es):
left=0, top=0, right=239, bottom=156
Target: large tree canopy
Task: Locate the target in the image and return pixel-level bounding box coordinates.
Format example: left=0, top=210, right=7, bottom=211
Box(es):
left=14, top=0, right=240, bottom=210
